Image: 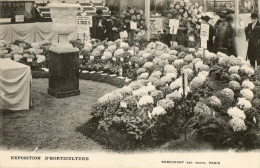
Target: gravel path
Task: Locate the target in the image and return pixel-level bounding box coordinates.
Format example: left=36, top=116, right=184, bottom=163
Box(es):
left=1, top=79, right=117, bottom=152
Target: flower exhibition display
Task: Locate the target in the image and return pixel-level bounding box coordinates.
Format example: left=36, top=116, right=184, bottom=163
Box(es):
left=0, top=22, right=260, bottom=151
left=74, top=39, right=258, bottom=150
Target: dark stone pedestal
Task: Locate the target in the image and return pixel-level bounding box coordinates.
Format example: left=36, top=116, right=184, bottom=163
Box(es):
left=48, top=48, right=80, bottom=98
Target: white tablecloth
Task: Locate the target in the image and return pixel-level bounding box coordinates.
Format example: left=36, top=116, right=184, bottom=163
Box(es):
left=0, top=59, right=32, bottom=111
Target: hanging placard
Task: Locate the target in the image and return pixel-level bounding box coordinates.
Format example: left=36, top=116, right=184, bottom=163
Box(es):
left=169, top=19, right=179, bottom=35
left=200, top=24, right=210, bottom=40
left=130, top=22, right=138, bottom=30
left=201, top=38, right=208, bottom=49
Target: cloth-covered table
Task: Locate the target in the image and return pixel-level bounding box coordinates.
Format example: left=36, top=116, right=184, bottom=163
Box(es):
left=0, top=59, right=32, bottom=111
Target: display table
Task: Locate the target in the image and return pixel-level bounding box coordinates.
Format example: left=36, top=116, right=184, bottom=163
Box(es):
left=0, top=59, right=32, bottom=111
left=48, top=49, right=80, bottom=98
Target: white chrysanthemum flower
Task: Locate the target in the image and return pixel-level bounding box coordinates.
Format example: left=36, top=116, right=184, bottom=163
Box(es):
left=182, top=68, right=194, bottom=79
left=194, top=60, right=204, bottom=70
left=237, top=97, right=252, bottom=110
left=96, top=45, right=105, bottom=52
left=107, top=45, right=117, bottom=52
left=161, top=76, right=172, bottom=84
left=229, top=81, right=241, bottom=90
left=170, top=77, right=182, bottom=90
left=150, top=71, right=162, bottom=79
left=229, top=118, right=247, bottom=132
left=169, top=50, right=178, bottom=55
left=218, top=55, right=229, bottom=66
left=166, top=73, right=177, bottom=80
left=139, top=72, right=149, bottom=79
left=189, top=72, right=208, bottom=91
left=208, top=96, right=222, bottom=108
left=226, top=56, right=240, bottom=66
left=120, top=42, right=129, bottom=50
left=166, top=90, right=182, bottom=100
left=184, top=54, right=194, bottom=62
left=142, top=52, right=151, bottom=59
left=164, top=64, right=177, bottom=74
left=103, top=51, right=112, bottom=59
left=221, top=88, right=235, bottom=100
left=192, top=58, right=202, bottom=64
left=137, top=68, right=147, bottom=75
left=98, top=91, right=123, bottom=104
left=242, top=80, right=255, bottom=90
left=143, top=62, right=154, bottom=69
left=227, top=107, right=246, bottom=120
left=151, top=106, right=166, bottom=117
left=240, top=89, right=254, bottom=101
left=228, top=66, right=240, bottom=74
left=138, top=95, right=154, bottom=106
left=158, top=99, right=175, bottom=110
left=230, top=73, right=241, bottom=81
left=188, top=48, right=196, bottom=53
left=146, top=85, right=156, bottom=93
left=161, top=53, right=171, bottom=60
left=128, top=80, right=144, bottom=90
left=114, top=48, right=125, bottom=57
left=194, top=102, right=212, bottom=117
left=240, top=65, right=255, bottom=77
left=92, top=50, right=101, bottom=57
left=133, top=87, right=149, bottom=97
left=204, top=52, right=217, bottom=61
left=173, top=59, right=185, bottom=67
left=195, top=50, right=203, bottom=58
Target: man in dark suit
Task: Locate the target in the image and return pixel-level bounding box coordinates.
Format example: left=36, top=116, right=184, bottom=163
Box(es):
left=104, top=12, right=122, bottom=41
left=245, top=13, right=260, bottom=67
left=91, top=9, right=106, bottom=41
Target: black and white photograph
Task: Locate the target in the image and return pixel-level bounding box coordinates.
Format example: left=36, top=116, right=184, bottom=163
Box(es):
left=0, top=0, right=260, bottom=168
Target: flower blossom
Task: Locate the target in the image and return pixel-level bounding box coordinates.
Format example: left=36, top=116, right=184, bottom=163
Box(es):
left=151, top=106, right=166, bottom=117
left=138, top=95, right=154, bottom=106
left=229, top=118, right=247, bottom=132
left=237, top=97, right=252, bottom=110
left=240, top=89, right=254, bottom=101
left=227, top=107, right=246, bottom=120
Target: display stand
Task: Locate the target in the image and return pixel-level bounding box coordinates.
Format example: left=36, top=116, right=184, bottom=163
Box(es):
left=48, top=49, right=80, bottom=98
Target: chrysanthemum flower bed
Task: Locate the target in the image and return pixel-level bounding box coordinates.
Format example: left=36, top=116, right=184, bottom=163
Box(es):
left=77, top=41, right=260, bottom=151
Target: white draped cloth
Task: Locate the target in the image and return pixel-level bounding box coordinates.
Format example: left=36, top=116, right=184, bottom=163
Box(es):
left=0, top=59, right=32, bottom=111
left=0, top=22, right=77, bottom=44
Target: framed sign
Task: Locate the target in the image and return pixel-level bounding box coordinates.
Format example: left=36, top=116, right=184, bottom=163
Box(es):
left=149, top=17, right=164, bottom=35
left=130, top=21, right=138, bottom=30
left=169, top=19, right=179, bottom=35
left=200, top=24, right=210, bottom=40
left=75, top=16, right=93, bottom=27
left=15, top=15, right=24, bottom=22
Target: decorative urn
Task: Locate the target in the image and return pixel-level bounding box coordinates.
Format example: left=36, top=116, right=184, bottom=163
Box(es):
left=47, top=2, right=81, bottom=52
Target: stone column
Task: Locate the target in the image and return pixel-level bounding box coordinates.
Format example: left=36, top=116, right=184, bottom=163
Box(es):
left=145, top=0, right=150, bottom=41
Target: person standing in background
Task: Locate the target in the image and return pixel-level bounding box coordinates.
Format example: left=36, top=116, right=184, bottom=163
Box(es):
left=201, top=15, right=215, bottom=53
left=215, top=14, right=236, bottom=56
left=245, top=13, right=260, bottom=67
left=91, top=9, right=106, bottom=41
left=104, top=12, right=122, bottom=41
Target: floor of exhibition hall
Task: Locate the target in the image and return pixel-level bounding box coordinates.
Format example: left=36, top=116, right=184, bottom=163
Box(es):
left=0, top=79, right=117, bottom=151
